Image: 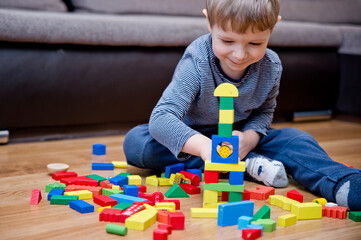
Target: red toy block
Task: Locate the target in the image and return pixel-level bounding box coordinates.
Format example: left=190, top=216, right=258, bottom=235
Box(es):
left=99, top=208, right=123, bottom=222
left=151, top=192, right=165, bottom=203
left=162, top=200, right=180, bottom=210
left=60, top=176, right=87, bottom=185
left=65, top=185, right=102, bottom=196
left=30, top=189, right=42, bottom=205
left=137, top=185, right=147, bottom=193
left=100, top=180, right=113, bottom=189
left=52, top=171, right=77, bottom=180
left=74, top=178, right=98, bottom=186
left=322, top=206, right=348, bottom=219
left=179, top=183, right=201, bottom=194
left=134, top=200, right=155, bottom=206
left=119, top=204, right=146, bottom=223
left=158, top=224, right=172, bottom=234
left=153, top=228, right=168, bottom=240
left=242, top=228, right=262, bottom=240
left=243, top=190, right=250, bottom=201
left=287, top=189, right=303, bottom=203
left=179, top=171, right=201, bottom=186
left=221, top=191, right=229, bottom=201
left=168, top=211, right=185, bottom=230
left=93, top=195, right=118, bottom=207
left=248, top=185, right=275, bottom=200
left=204, top=170, right=219, bottom=183
left=157, top=209, right=170, bottom=224
left=139, top=192, right=153, bottom=200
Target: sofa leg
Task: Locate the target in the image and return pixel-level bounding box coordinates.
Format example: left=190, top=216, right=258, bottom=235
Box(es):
left=0, top=130, right=9, bottom=144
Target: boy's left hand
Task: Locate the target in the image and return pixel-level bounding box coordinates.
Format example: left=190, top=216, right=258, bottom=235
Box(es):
left=232, top=130, right=261, bottom=160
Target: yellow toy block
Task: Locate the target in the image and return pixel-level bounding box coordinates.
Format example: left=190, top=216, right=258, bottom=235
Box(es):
left=155, top=202, right=176, bottom=212
left=214, top=83, right=239, bottom=97
left=278, top=214, right=297, bottom=227
left=157, top=177, right=173, bottom=186
left=64, top=190, right=92, bottom=200
left=204, top=160, right=245, bottom=172
left=125, top=204, right=157, bottom=230
left=203, top=202, right=227, bottom=208
left=128, top=175, right=142, bottom=185
left=112, top=185, right=120, bottom=190
left=191, top=208, right=218, bottom=218
left=112, top=161, right=127, bottom=168
left=269, top=195, right=299, bottom=210
left=203, top=190, right=218, bottom=204
left=291, top=202, right=322, bottom=220
left=219, top=109, right=234, bottom=124
left=312, top=198, right=327, bottom=206
left=169, top=173, right=191, bottom=185
left=98, top=206, right=111, bottom=213
left=145, top=175, right=159, bottom=186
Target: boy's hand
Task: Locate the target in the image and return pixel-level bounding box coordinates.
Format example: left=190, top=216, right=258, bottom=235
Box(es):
left=232, top=130, right=261, bottom=160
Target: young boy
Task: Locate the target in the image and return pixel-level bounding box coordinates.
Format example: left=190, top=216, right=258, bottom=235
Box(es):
left=124, top=0, right=361, bottom=211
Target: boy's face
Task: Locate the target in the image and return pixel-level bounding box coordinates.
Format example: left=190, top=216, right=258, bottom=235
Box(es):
left=210, top=23, right=272, bottom=80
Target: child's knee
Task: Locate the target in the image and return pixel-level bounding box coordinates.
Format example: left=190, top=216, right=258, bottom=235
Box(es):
left=123, top=125, right=149, bottom=167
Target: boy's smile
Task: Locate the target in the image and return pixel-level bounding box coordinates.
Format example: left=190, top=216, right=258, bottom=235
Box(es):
left=210, top=23, right=272, bottom=80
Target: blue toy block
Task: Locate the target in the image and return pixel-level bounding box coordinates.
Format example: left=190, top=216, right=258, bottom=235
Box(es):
left=229, top=171, right=244, bottom=185
left=108, top=175, right=128, bottom=186
left=47, top=188, right=65, bottom=201
left=238, top=216, right=253, bottom=230
left=218, top=200, right=254, bottom=227
left=246, top=224, right=264, bottom=236
left=186, top=169, right=203, bottom=181
left=165, top=163, right=184, bottom=178
left=92, top=162, right=114, bottom=170
left=69, top=200, right=94, bottom=213
left=109, top=193, right=147, bottom=205
left=211, top=135, right=239, bottom=164
left=123, top=185, right=139, bottom=197
left=92, top=143, right=106, bottom=155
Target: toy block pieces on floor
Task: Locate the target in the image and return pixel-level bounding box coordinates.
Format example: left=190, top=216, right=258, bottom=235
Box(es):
left=191, top=208, right=218, bottom=218
left=238, top=216, right=253, bottom=230
left=291, top=202, right=322, bottom=220
left=112, top=161, right=127, bottom=168
left=179, top=171, right=201, bottom=186
left=349, top=211, right=361, bottom=222
left=99, top=208, right=124, bottom=222
left=106, top=223, right=128, bottom=236
left=93, top=195, right=118, bottom=207
left=45, top=182, right=66, bottom=193
left=125, top=204, right=157, bottom=230
left=218, top=201, right=254, bottom=227
left=165, top=183, right=189, bottom=198
left=168, top=211, right=185, bottom=230
left=50, top=195, right=78, bottom=205
left=242, top=228, right=262, bottom=240
left=52, top=171, right=78, bottom=180
left=253, top=204, right=271, bottom=221
left=278, top=214, right=297, bottom=227
left=179, top=183, right=201, bottom=194
left=248, top=185, right=275, bottom=200
left=123, top=185, right=139, bottom=197
left=250, top=219, right=276, bottom=232
left=128, top=175, right=142, bottom=185
left=30, top=189, right=42, bottom=205
left=155, top=202, right=176, bottom=212
left=322, top=206, right=348, bottom=219
left=69, top=200, right=94, bottom=213
left=269, top=195, right=300, bottom=210
left=287, top=189, right=303, bottom=203
left=312, top=197, right=327, bottom=206
left=64, top=190, right=93, bottom=200
left=92, top=163, right=114, bottom=170
left=47, top=188, right=64, bottom=201
left=164, top=163, right=184, bottom=178
left=110, top=193, right=147, bottom=205
left=146, top=175, right=159, bottom=186
left=119, top=204, right=146, bottom=223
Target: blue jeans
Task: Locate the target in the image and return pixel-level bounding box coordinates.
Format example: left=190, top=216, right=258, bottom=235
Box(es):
left=124, top=124, right=360, bottom=202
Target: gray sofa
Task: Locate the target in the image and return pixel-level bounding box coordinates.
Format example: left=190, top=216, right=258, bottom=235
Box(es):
left=0, top=0, right=360, bottom=133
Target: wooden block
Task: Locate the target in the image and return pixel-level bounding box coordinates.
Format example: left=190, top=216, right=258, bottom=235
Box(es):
left=291, top=202, right=322, bottom=220
left=204, top=170, right=219, bottom=183
left=99, top=208, right=123, bottom=222
left=191, top=208, right=218, bottom=218
left=65, top=184, right=102, bottom=196
left=98, top=206, right=111, bottom=213
left=349, top=211, right=361, bottom=222
left=69, top=200, right=94, bottom=214
left=242, top=228, right=262, bottom=240
left=228, top=191, right=243, bottom=202
left=109, top=193, right=147, bottom=204
left=157, top=209, right=170, bottom=224
left=180, top=171, right=201, bottom=186
left=269, top=195, right=299, bottom=210
left=146, top=175, right=159, bottom=186
left=287, top=189, right=303, bottom=203
left=203, top=190, right=218, bottom=204
left=312, top=198, right=327, bottom=206
left=45, top=182, right=66, bottom=193
left=125, top=204, right=157, bottom=230
left=64, top=190, right=93, bottom=200
left=248, top=185, right=275, bottom=200
left=164, top=163, right=184, bottom=178
left=93, top=195, right=118, bottom=207
left=278, top=214, right=297, bottom=227
left=218, top=123, right=233, bottom=137
left=158, top=177, right=173, bottom=186
left=155, top=202, right=176, bottom=212
left=219, top=109, right=234, bottom=124
left=205, top=160, right=245, bottom=172
left=112, top=161, right=127, bottom=168
left=52, top=171, right=77, bottom=180
left=203, top=181, right=244, bottom=192
left=178, top=183, right=201, bottom=194
left=50, top=195, right=78, bottom=205
left=128, top=175, right=142, bottom=185
left=168, top=211, right=185, bottom=230
left=219, top=97, right=234, bottom=109
left=217, top=201, right=254, bottom=227
left=214, top=83, right=239, bottom=97
left=119, top=204, right=146, bottom=223
left=211, top=135, right=239, bottom=164
left=253, top=204, right=270, bottom=221
left=229, top=171, right=244, bottom=185
left=251, top=219, right=276, bottom=232
left=164, top=183, right=189, bottom=198
left=238, top=216, right=253, bottom=230
left=30, top=189, right=42, bottom=205
left=322, top=206, right=348, bottom=219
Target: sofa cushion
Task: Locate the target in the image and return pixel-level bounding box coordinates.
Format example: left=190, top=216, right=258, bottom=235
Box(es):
left=0, top=0, right=67, bottom=12
left=71, top=0, right=205, bottom=17
left=280, top=0, right=361, bottom=24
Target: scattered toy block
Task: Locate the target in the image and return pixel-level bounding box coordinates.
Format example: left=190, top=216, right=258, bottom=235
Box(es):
left=186, top=169, right=202, bottom=181
left=179, top=183, right=200, bottom=194
left=238, top=216, right=253, bottom=230
left=99, top=208, right=123, bottom=222
left=246, top=224, right=263, bottom=235
left=191, top=208, right=218, bottom=218
left=204, top=181, right=244, bottom=192
left=158, top=224, right=172, bottom=234
left=157, top=209, right=170, bottom=224
left=248, top=185, right=275, bottom=200
left=204, top=170, right=219, bottom=183
left=45, top=182, right=66, bottom=193
left=242, top=228, right=262, bottom=240
left=161, top=200, right=180, bottom=210
left=69, top=200, right=94, bottom=213
left=112, top=161, right=127, bottom=168
left=64, top=190, right=93, bottom=200
left=100, top=180, right=113, bottom=189
left=112, top=185, right=120, bottom=190
left=168, top=211, right=185, bottom=230
left=146, top=175, right=159, bottom=186
left=203, top=202, right=227, bottom=208
left=278, top=214, right=297, bottom=227
left=112, top=202, right=133, bottom=210
left=52, top=171, right=78, bottom=180
left=243, top=189, right=250, bottom=201
left=92, top=143, right=106, bottom=155
left=313, top=198, right=327, bottom=206
left=153, top=228, right=168, bottom=240
left=86, top=174, right=107, bottom=185
left=30, top=189, right=42, bottom=205
left=98, top=206, right=111, bottom=213
left=123, top=185, right=139, bottom=197
left=74, top=178, right=98, bottom=187
left=65, top=184, right=102, bottom=196
left=322, top=206, right=348, bottom=219
left=221, top=191, right=229, bottom=201
left=156, top=202, right=176, bottom=212
left=218, top=201, right=254, bottom=227
left=180, top=171, right=201, bottom=186
left=47, top=188, right=64, bottom=201
left=117, top=172, right=132, bottom=177
left=108, top=175, right=128, bottom=186
left=269, top=195, right=299, bottom=210
left=211, top=135, right=239, bottom=164
left=165, top=163, right=184, bottom=178
left=158, top=177, right=173, bottom=186
left=137, top=185, right=146, bottom=193
left=253, top=204, right=270, bottom=221
left=287, top=190, right=303, bottom=203
left=228, top=191, right=243, bottom=202
left=50, top=195, right=78, bottom=205
left=205, top=160, right=245, bottom=172
left=151, top=192, right=165, bottom=203
left=164, top=183, right=189, bottom=198
left=109, top=193, right=147, bottom=205
left=349, top=211, right=361, bottom=222
left=106, top=223, right=128, bottom=236
left=203, top=190, right=218, bottom=204
left=251, top=219, right=276, bottom=232
left=102, top=188, right=123, bottom=196
left=119, top=204, right=146, bottom=223
left=291, top=202, right=322, bottom=220
left=128, top=175, right=142, bottom=185
left=169, top=173, right=191, bottom=185
left=229, top=171, right=244, bottom=185
left=125, top=204, right=157, bottom=230
left=93, top=195, right=118, bottom=207
left=60, top=176, right=87, bottom=185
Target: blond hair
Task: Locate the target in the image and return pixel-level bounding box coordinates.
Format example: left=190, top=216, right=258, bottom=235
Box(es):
left=206, top=0, right=280, bottom=33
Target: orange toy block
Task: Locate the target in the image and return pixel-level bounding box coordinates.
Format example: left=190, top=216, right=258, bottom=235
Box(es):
left=30, top=189, right=42, bottom=205
left=157, top=209, right=170, bottom=224
left=248, top=186, right=275, bottom=200
left=65, top=184, right=102, bottom=196
left=287, top=190, right=303, bottom=203
left=322, top=206, right=348, bottom=219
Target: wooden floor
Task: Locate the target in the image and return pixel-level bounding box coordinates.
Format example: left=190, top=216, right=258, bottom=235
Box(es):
left=1, top=120, right=361, bottom=240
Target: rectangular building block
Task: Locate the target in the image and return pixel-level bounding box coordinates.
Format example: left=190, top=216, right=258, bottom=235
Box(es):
left=238, top=216, right=253, bottom=230
left=228, top=191, right=243, bottom=202
left=269, top=195, right=300, bottom=210
left=108, top=175, right=128, bottom=186
left=60, top=176, right=87, bottom=186
left=158, top=177, right=173, bottom=186
left=128, top=175, right=142, bottom=185
left=102, top=188, right=123, bottom=196
left=155, top=202, right=176, bottom=212
left=253, top=204, right=271, bottom=221
left=109, top=193, right=147, bottom=205
left=119, top=204, right=146, bottom=223
left=168, top=211, right=185, bottom=230
left=50, top=195, right=78, bottom=205
left=47, top=188, right=64, bottom=201
left=74, top=178, right=98, bottom=187
left=64, top=190, right=93, bottom=200
left=248, top=185, right=275, bottom=200
left=92, top=162, right=114, bottom=170
left=99, top=208, right=123, bottom=222
left=165, top=163, right=184, bottom=178
left=203, top=202, right=227, bottom=208
left=125, top=204, right=157, bottom=230
left=112, top=202, right=133, bottom=210
left=112, top=161, right=127, bottom=168
left=69, top=200, right=94, bottom=213
left=278, top=214, right=297, bottom=227
left=220, top=96, right=234, bottom=110
left=179, top=183, right=201, bottom=194
left=86, top=174, right=107, bottom=185
left=203, top=190, right=218, bottom=204
left=123, top=185, right=139, bottom=197
left=218, top=123, right=233, bottom=137
left=349, top=211, right=361, bottom=222
left=45, top=182, right=66, bottom=193
left=291, top=202, right=322, bottom=220
left=205, top=160, right=245, bottom=172
left=98, top=206, right=111, bottom=213
left=219, top=109, right=234, bottom=124
left=52, top=171, right=78, bottom=180
left=204, top=170, right=219, bottom=183
left=322, top=206, right=348, bottom=219
left=211, top=135, right=239, bottom=164
left=218, top=201, right=254, bottom=227
left=94, top=195, right=118, bottom=207
left=204, top=181, right=244, bottom=192
left=100, top=180, right=113, bottom=189
left=229, top=171, right=244, bottom=185
left=251, top=219, right=276, bottom=232
left=191, top=208, right=218, bottom=218
left=146, top=175, right=159, bottom=186
left=30, top=189, right=42, bottom=205
left=65, top=184, right=102, bottom=196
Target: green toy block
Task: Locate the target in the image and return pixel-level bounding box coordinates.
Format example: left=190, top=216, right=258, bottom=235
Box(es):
left=50, top=195, right=78, bottom=205
left=220, top=97, right=233, bottom=110
left=165, top=183, right=189, bottom=198
left=86, top=174, right=107, bottom=185
left=117, top=172, right=132, bottom=177
left=349, top=211, right=361, bottom=222
left=251, top=219, right=276, bottom=232
left=228, top=191, right=243, bottom=202
left=161, top=172, right=166, bottom=178
left=203, top=181, right=244, bottom=192
left=102, top=188, right=123, bottom=196
left=112, top=202, right=132, bottom=210
left=45, top=182, right=66, bottom=193
left=218, top=123, right=233, bottom=137
left=253, top=204, right=271, bottom=221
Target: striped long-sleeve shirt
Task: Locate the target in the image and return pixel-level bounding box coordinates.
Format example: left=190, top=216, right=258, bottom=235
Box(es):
left=149, top=33, right=282, bottom=159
